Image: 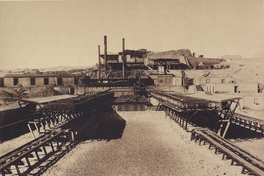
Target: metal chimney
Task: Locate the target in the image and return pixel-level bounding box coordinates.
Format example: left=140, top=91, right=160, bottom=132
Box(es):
left=104, top=36, right=107, bottom=73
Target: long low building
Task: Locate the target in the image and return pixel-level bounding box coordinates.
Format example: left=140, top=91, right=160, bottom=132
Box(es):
left=3, top=73, right=84, bottom=87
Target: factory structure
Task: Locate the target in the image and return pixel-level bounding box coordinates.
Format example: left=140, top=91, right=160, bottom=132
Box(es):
left=1, top=36, right=264, bottom=176
left=1, top=36, right=263, bottom=110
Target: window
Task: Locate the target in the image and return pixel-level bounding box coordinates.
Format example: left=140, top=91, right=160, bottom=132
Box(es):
left=30, top=78, right=35, bottom=85
left=44, top=78, right=49, bottom=85
left=234, top=86, right=239, bottom=93
left=254, top=98, right=259, bottom=105
left=74, top=77, right=78, bottom=85
left=57, top=78, right=63, bottom=85
left=221, top=79, right=225, bottom=83
left=14, top=78, right=18, bottom=85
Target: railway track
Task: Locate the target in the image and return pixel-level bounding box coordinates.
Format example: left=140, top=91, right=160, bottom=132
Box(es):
left=232, top=113, right=264, bottom=133
left=0, top=128, right=69, bottom=175
left=0, top=109, right=93, bottom=175
left=191, top=128, right=264, bottom=176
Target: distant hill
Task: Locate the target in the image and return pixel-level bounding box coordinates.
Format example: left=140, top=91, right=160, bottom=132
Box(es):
left=0, top=66, right=93, bottom=77
left=38, top=66, right=90, bottom=72
left=222, top=55, right=242, bottom=59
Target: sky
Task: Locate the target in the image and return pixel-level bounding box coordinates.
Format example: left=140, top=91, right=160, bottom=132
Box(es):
left=0, top=0, right=263, bottom=69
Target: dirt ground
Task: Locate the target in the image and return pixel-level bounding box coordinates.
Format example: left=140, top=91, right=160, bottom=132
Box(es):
left=1, top=111, right=263, bottom=175
left=41, top=111, right=247, bottom=176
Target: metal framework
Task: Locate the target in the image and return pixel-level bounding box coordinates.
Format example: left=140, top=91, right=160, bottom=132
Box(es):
left=151, top=90, right=241, bottom=137
left=231, top=113, right=264, bottom=133
left=0, top=90, right=115, bottom=175
left=0, top=129, right=68, bottom=175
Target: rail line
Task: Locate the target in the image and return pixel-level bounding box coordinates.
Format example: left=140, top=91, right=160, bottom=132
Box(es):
left=191, top=128, right=264, bottom=176
left=0, top=128, right=68, bottom=175
left=232, top=113, right=264, bottom=133
left=0, top=108, right=97, bottom=175
left=0, top=91, right=115, bottom=175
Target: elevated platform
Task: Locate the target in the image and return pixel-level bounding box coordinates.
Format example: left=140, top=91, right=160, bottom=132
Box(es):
left=151, top=90, right=243, bottom=137
left=19, top=91, right=114, bottom=111
left=152, top=90, right=241, bottom=110
left=18, top=90, right=115, bottom=139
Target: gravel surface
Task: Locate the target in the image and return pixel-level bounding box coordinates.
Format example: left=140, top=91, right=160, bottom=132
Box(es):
left=235, top=137, right=264, bottom=162
left=0, top=132, right=33, bottom=155
left=42, top=111, right=245, bottom=176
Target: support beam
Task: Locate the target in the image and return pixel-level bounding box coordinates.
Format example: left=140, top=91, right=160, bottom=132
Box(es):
left=185, top=111, right=189, bottom=130
left=27, top=123, right=36, bottom=139
left=222, top=121, right=231, bottom=138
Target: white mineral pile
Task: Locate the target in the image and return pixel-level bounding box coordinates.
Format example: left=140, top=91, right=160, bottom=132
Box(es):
left=42, top=111, right=244, bottom=176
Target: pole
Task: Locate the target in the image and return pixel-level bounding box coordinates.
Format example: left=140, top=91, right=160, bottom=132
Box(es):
left=104, top=36, right=107, bottom=74
left=122, top=38, right=125, bottom=79
left=98, top=45, right=101, bottom=79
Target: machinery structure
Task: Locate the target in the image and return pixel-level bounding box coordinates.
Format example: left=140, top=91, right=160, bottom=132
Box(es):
left=0, top=35, right=263, bottom=175
left=151, top=90, right=242, bottom=137
left=0, top=90, right=114, bottom=175
left=151, top=90, right=264, bottom=136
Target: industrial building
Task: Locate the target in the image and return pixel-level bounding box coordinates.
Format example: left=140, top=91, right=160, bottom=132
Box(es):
left=3, top=73, right=83, bottom=87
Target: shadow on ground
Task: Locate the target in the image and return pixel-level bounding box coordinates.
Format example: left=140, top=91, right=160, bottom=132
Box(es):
left=82, top=110, right=126, bottom=141
left=226, top=123, right=264, bottom=139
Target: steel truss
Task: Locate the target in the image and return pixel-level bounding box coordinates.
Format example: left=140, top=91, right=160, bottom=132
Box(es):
left=152, top=90, right=241, bottom=137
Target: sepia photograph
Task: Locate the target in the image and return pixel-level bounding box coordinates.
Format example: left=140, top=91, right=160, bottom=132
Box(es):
left=0, top=0, right=264, bottom=175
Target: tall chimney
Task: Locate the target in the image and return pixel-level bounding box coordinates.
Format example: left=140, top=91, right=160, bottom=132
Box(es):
left=104, top=36, right=107, bottom=73
left=122, top=38, right=125, bottom=79
left=98, top=45, right=101, bottom=79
